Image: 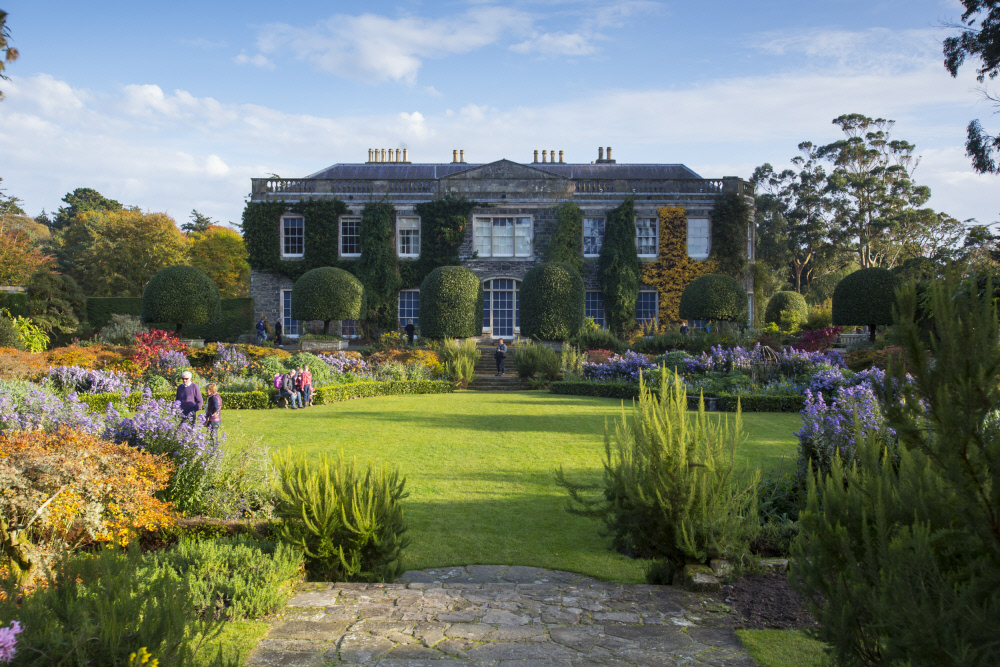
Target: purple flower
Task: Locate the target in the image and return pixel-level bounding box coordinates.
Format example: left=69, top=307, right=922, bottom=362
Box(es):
left=150, top=350, right=191, bottom=375
left=318, top=353, right=370, bottom=376
left=45, top=365, right=132, bottom=396
left=213, top=344, right=249, bottom=374
left=0, top=620, right=22, bottom=664
left=582, top=350, right=657, bottom=383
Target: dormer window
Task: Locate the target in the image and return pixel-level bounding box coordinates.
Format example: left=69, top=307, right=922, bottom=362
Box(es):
left=281, top=215, right=304, bottom=258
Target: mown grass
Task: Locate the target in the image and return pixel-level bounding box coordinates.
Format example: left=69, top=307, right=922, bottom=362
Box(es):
left=227, top=390, right=802, bottom=583
left=736, top=629, right=827, bottom=667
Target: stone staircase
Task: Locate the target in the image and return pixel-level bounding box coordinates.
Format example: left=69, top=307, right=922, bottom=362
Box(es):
left=468, top=346, right=529, bottom=391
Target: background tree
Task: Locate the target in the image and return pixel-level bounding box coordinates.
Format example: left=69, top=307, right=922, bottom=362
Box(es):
left=187, top=225, right=249, bottom=297
left=26, top=270, right=85, bottom=339
left=944, top=1, right=1000, bottom=173
left=51, top=187, right=123, bottom=232
left=0, top=180, right=53, bottom=284
left=182, top=209, right=213, bottom=235
left=598, top=198, right=641, bottom=337
left=55, top=209, right=189, bottom=296
left=0, top=10, right=18, bottom=101
left=818, top=114, right=931, bottom=269
left=141, top=265, right=221, bottom=336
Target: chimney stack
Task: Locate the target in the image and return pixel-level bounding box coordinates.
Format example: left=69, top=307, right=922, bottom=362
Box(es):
left=452, top=150, right=458, bottom=163
left=543, top=150, right=548, bottom=163
left=460, top=149, right=465, bottom=163
left=606, top=147, right=612, bottom=161
left=533, top=150, right=539, bottom=163
left=368, top=148, right=373, bottom=162
left=559, top=150, right=564, bottom=163
left=598, top=147, right=604, bottom=161
left=403, top=148, right=408, bottom=162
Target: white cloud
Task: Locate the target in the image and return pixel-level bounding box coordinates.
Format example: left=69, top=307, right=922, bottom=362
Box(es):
left=510, top=32, right=596, bottom=57
left=234, top=52, right=275, bottom=69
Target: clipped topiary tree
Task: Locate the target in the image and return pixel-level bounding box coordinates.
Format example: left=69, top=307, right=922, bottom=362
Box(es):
left=765, top=291, right=808, bottom=327
left=520, top=262, right=585, bottom=340
left=599, top=198, right=642, bottom=337
left=545, top=203, right=584, bottom=273
left=291, top=267, right=363, bottom=335
left=832, top=267, right=898, bottom=342
left=678, top=274, right=749, bottom=324
left=419, top=266, right=482, bottom=339
left=141, top=265, right=221, bottom=336
left=356, top=202, right=400, bottom=330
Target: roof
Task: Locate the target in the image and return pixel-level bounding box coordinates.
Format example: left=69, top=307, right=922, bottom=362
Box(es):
left=303, top=161, right=703, bottom=180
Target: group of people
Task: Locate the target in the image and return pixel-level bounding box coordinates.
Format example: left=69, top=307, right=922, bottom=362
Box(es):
left=175, top=371, right=222, bottom=442
left=256, top=315, right=284, bottom=346
left=275, top=365, right=313, bottom=409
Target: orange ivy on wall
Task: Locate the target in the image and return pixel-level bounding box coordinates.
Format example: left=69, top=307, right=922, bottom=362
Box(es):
left=641, top=206, right=717, bottom=326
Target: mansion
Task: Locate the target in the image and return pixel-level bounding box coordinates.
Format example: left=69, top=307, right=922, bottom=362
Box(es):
left=248, top=147, right=755, bottom=339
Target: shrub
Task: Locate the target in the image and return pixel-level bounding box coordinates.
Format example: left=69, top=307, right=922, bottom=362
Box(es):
left=764, top=291, right=807, bottom=326
left=6, top=314, right=49, bottom=353
left=282, top=351, right=332, bottom=384
left=98, top=313, right=148, bottom=346
left=356, top=202, right=401, bottom=329
left=831, top=266, right=898, bottom=342
left=419, top=266, right=482, bottom=339
left=796, top=326, right=842, bottom=352
left=291, top=267, right=363, bottom=335
left=545, top=203, right=584, bottom=272
left=598, top=198, right=642, bottom=336
left=804, top=299, right=833, bottom=330
left=433, top=338, right=478, bottom=386
left=582, top=350, right=657, bottom=383
left=132, top=329, right=188, bottom=370
left=571, top=328, right=623, bottom=352
left=0, top=348, right=46, bottom=381
left=0, top=316, right=23, bottom=351
left=519, top=263, right=585, bottom=340
left=272, top=450, right=409, bottom=582
left=678, top=274, right=749, bottom=323
left=141, top=265, right=222, bottom=336
left=45, top=365, right=133, bottom=395
left=515, top=342, right=561, bottom=381
left=555, top=370, right=759, bottom=568
left=550, top=380, right=643, bottom=400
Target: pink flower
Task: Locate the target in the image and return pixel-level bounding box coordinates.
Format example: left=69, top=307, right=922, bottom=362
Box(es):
left=0, top=620, right=23, bottom=664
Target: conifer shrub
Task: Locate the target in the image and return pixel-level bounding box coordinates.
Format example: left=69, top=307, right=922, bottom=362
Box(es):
left=519, top=263, right=585, bottom=340
left=832, top=267, right=898, bottom=342
left=545, top=202, right=584, bottom=273
left=678, top=274, right=749, bottom=323
left=555, top=369, right=759, bottom=574
left=0, top=315, right=24, bottom=351
left=141, top=265, right=222, bottom=336
left=791, top=276, right=1000, bottom=666
left=290, top=267, right=363, bottom=335
left=356, top=202, right=401, bottom=329
left=432, top=338, right=478, bottom=386
left=764, top=291, right=808, bottom=326
left=97, top=313, right=148, bottom=346
left=515, top=341, right=561, bottom=381
left=598, top=198, right=642, bottom=337
left=272, top=450, right=409, bottom=582
left=418, top=266, right=482, bottom=339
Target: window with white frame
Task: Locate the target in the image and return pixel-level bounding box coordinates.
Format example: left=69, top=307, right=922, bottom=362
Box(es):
left=635, top=217, right=657, bottom=257
left=281, top=290, right=299, bottom=336
left=636, top=291, right=658, bottom=328
left=474, top=217, right=532, bottom=258
left=340, top=216, right=361, bottom=257
left=281, top=215, right=304, bottom=258
left=585, top=292, right=605, bottom=328
left=687, top=218, right=710, bottom=259
left=397, top=217, right=420, bottom=258
left=398, top=290, right=419, bottom=327
left=341, top=320, right=360, bottom=338
left=583, top=217, right=604, bottom=256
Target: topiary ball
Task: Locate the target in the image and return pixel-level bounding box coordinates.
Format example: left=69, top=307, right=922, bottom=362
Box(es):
left=678, top=274, right=749, bottom=323
left=141, top=265, right=221, bottom=335
left=765, top=291, right=808, bottom=326
left=519, top=262, right=585, bottom=340
left=832, top=267, right=898, bottom=330
left=291, top=267, right=363, bottom=333
left=419, top=266, right=482, bottom=339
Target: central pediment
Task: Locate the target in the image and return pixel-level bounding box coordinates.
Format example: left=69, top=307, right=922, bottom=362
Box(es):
left=441, top=159, right=569, bottom=181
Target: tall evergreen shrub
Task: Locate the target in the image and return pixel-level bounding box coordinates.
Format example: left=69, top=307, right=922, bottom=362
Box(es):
left=141, top=265, right=221, bottom=336
left=519, top=262, right=585, bottom=340
left=418, top=266, right=482, bottom=339
left=709, top=192, right=751, bottom=277
left=598, top=198, right=642, bottom=337
left=545, top=203, right=584, bottom=272
left=791, top=276, right=1000, bottom=666
left=832, top=267, right=897, bottom=342
left=291, top=267, right=363, bottom=334
left=356, top=202, right=400, bottom=330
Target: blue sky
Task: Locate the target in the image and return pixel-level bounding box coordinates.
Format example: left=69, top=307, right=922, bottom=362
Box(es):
left=1, top=0, right=995, bottom=227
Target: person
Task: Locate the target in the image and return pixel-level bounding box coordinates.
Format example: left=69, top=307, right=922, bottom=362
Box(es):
left=404, top=319, right=415, bottom=347
left=203, top=383, right=222, bottom=444
left=679, top=320, right=690, bottom=336
left=255, top=315, right=267, bottom=344
left=175, top=371, right=203, bottom=424
left=280, top=368, right=300, bottom=408
left=274, top=319, right=283, bottom=347
left=298, top=364, right=313, bottom=407
left=495, top=338, right=507, bottom=376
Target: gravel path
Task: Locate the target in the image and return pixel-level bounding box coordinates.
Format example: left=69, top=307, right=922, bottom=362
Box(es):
left=245, top=565, right=757, bottom=666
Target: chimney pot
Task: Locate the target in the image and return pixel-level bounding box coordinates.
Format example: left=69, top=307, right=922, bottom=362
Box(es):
left=607, top=147, right=612, bottom=161
left=396, top=148, right=401, bottom=162
left=559, top=150, right=564, bottom=163
left=381, top=148, right=386, bottom=162
left=403, top=148, right=409, bottom=162
left=368, top=148, right=373, bottom=163
left=460, top=149, right=465, bottom=163
left=533, top=150, right=538, bottom=163
left=542, top=150, right=548, bottom=163
left=452, top=149, right=458, bottom=163
left=598, top=147, right=604, bottom=160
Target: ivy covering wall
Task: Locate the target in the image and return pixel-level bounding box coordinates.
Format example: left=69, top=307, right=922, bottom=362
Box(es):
left=709, top=192, right=752, bottom=278
left=598, top=198, right=642, bottom=336
left=400, top=196, right=482, bottom=288
left=544, top=203, right=584, bottom=273
left=241, top=199, right=350, bottom=280
left=357, top=202, right=400, bottom=328
left=641, top=206, right=717, bottom=325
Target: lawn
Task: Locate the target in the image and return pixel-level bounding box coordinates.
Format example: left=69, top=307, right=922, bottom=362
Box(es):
left=227, top=390, right=802, bottom=583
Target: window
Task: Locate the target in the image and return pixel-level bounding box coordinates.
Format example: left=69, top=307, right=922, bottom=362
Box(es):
left=281, top=216, right=304, bottom=258
left=585, top=292, right=605, bottom=328
left=341, top=320, right=360, bottom=338
left=281, top=290, right=299, bottom=336
left=636, top=217, right=657, bottom=257
left=398, top=290, right=419, bottom=327
left=687, top=218, right=710, bottom=259
left=482, top=279, right=520, bottom=337
left=340, top=216, right=361, bottom=257
left=397, top=217, right=420, bottom=258
left=636, top=291, right=658, bottom=328
left=583, top=217, right=604, bottom=256
left=474, top=217, right=532, bottom=258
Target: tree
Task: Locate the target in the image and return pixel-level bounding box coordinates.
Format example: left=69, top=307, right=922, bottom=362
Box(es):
left=141, top=265, right=221, bottom=336
left=678, top=274, right=749, bottom=324
left=0, top=10, right=18, bottom=101
left=418, top=266, right=482, bottom=339
left=764, top=291, right=808, bottom=327
left=831, top=267, right=898, bottom=342
left=0, top=177, right=24, bottom=216
left=291, top=267, right=363, bottom=335
left=187, top=225, right=249, bottom=297
left=598, top=198, right=641, bottom=337
left=182, top=209, right=213, bottom=235
left=51, top=187, right=123, bottom=231
left=818, top=114, right=932, bottom=269
left=55, top=209, right=189, bottom=296
left=26, top=270, right=85, bottom=338
left=519, top=263, right=585, bottom=340
left=943, top=1, right=1000, bottom=173
left=0, top=207, right=53, bottom=285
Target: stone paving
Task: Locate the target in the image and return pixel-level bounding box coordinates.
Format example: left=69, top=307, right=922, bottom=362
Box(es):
left=246, top=565, right=757, bottom=667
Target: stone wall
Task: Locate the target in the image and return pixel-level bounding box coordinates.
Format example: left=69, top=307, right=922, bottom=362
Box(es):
left=250, top=269, right=295, bottom=327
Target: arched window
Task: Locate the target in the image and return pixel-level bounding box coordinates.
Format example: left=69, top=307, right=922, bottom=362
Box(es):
left=482, top=278, right=520, bottom=338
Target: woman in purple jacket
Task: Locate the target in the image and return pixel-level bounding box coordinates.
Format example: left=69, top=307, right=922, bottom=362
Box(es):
left=204, top=383, right=222, bottom=444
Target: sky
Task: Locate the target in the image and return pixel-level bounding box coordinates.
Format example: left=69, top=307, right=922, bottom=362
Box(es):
left=0, top=0, right=997, bottom=228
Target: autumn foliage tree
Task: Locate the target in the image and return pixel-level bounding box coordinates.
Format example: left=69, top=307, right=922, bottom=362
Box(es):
left=187, top=225, right=250, bottom=297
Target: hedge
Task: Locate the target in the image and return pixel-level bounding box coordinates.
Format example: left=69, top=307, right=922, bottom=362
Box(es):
left=519, top=262, right=584, bottom=340
left=419, top=266, right=482, bottom=338
left=291, top=267, right=363, bottom=334
left=0, top=291, right=29, bottom=318
left=764, top=291, right=808, bottom=326
left=549, top=382, right=804, bottom=412
left=715, top=392, right=805, bottom=413
left=832, top=267, right=898, bottom=339
left=678, top=274, right=749, bottom=323
left=141, top=265, right=222, bottom=335
left=550, top=381, right=642, bottom=400
left=87, top=297, right=254, bottom=342
left=77, top=380, right=454, bottom=412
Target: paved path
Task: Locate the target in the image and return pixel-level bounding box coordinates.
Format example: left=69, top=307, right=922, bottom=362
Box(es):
left=246, top=565, right=757, bottom=666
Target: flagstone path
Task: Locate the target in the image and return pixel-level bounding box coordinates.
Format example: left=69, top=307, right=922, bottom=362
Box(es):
left=245, top=565, right=757, bottom=666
